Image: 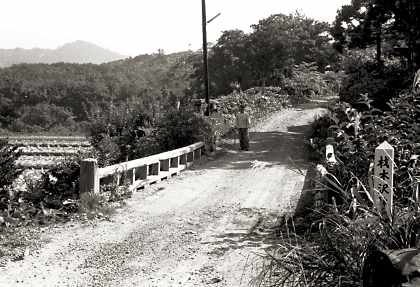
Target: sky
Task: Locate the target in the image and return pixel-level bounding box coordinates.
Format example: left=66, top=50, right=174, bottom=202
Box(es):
left=0, top=0, right=351, bottom=56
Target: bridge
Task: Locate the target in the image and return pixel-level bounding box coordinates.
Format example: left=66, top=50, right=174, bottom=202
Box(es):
left=0, top=104, right=326, bottom=286
left=80, top=142, right=205, bottom=193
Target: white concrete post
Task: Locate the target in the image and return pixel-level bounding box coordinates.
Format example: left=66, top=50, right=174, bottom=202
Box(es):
left=194, top=148, right=202, bottom=160
left=80, top=158, right=99, bottom=194
left=325, top=144, right=337, bottom=166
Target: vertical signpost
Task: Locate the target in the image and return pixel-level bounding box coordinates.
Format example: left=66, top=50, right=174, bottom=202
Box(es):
left=373, top=141, right=394, bottom=220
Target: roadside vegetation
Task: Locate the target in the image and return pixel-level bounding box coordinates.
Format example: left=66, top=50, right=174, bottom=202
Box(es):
left=1, top=1, right=420, bottom=284
left=0, top=12, right=339, bottom=266
left=254, top=1, right=420, bottom=286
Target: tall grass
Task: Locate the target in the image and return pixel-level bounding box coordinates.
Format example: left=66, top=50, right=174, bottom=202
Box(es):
left=253, top=162, right=420, bottom=287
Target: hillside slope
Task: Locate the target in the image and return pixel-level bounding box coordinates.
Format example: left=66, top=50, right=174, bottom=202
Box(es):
left=0, top=41, right=126, bottom=67
left=0, top=50, right=196, bottom=132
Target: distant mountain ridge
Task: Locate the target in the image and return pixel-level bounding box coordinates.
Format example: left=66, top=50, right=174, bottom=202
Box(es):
left=0, top=40, right=127, bottom=67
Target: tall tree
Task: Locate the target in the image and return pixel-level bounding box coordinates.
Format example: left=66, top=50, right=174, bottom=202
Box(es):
left=208, top=30, right=252, bottom=95
left=332, top=0, right=420, bottom=70
left=248, top=13, right=335, bottom=85
left=199, top=13, right=337, bottom=97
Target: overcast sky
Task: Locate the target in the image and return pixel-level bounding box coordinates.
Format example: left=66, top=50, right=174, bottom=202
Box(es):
left=0, top=0, right=350, bottom=56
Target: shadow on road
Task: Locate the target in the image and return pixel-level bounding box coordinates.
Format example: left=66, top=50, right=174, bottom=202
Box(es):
left=200, top=208, right=283, bottom=255
left=194, top=104, right=326, bottom=256
left=196, top=124, right=312, bottom=172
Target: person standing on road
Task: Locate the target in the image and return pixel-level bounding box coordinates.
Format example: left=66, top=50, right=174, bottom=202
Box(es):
left=235, top=105, right=250, bottom=151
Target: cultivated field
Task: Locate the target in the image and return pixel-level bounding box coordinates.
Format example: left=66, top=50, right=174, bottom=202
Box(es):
left=1, top=136, right=91, bottom=168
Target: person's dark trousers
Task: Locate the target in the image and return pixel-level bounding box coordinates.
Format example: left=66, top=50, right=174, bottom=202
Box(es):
left=238, top=128, right=249, bottom=150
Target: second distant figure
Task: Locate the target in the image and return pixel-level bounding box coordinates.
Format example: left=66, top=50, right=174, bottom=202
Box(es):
left=235, top=105, right=251, bottom=151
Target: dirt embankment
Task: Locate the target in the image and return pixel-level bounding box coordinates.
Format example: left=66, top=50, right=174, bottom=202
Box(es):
left=0, top=103, right=326, bottom=287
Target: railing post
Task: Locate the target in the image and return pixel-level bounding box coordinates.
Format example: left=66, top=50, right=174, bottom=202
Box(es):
left=180, top=154, right=187, bottom=165
left=170, top=157, right=179, bottom=168
left=80, top=158, right=99, bottom=194
left=148, top=162, right=160, bottom=176
left=160, top=159, right=170, bottom=171
left=116, top=173, right=121, bottom=186
left=120, top=168, right=135, bottom=186
left=194, top=148, right=202, bottom=160
left=137, top=165, right=147, bottom=180
left=187, top=152, right=194, bottom=162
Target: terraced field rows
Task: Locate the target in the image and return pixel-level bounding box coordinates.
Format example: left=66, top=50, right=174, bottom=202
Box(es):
left=1, top=136, right=92, bottom=168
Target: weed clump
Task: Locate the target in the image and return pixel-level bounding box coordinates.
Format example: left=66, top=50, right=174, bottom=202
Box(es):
left=255, top=91, right=420, bottom=286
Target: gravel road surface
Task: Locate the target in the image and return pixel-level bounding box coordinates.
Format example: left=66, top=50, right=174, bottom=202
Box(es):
left=0, top=104, right=325, bottom=287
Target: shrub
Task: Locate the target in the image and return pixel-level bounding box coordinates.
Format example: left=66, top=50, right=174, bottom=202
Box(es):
left=79, top=192, right=111, bottom=219
left=255, top=150, right=420, bottom=287
left=309, top=91, right=420, bottom=203
left=86, top=103, right=151, bottom=166
left=87, top=101, right=214, bottom=163
left=255, top=203, right=420, bottom=287
left=0, top=140, right=22, bottom=201
left=130, top=134, right=162, bottom=158
left=155, top=110, right=212, bottom=151
left=14, top=103, right=77, bottom=133
left=91, top=133, right=121, bottom=167
left=339, top=48, right=411, bottom=109
left=79, top=192, right=102, bottom=212
left=281, top=62, right=339, bottom=104
left=100, top=183, right=132, bottom=202
left=1, top=151, right=121, bottom=227
left=38, top=157, right=82, bottom=209
left=255, top=90, right=420, bottom=286
left=215, top=87, right=290, bottom=137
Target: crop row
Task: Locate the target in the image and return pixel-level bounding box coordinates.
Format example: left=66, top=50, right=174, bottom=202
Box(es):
left=16, top=155, right=70, bottom=168
left=11, top=141, right=90, bottom=147
left=0, top=135, right=87, bottom=141
left=2, top=136, right=90, bottom=148
left=17, top=146, right=91, bottom=156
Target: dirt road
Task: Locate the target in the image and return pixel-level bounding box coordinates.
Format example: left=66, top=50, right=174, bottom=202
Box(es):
left=0, top=104, right=325, bottom=287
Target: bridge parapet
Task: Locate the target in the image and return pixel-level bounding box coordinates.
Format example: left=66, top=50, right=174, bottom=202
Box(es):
left=80, top=142, right=205, bottom=194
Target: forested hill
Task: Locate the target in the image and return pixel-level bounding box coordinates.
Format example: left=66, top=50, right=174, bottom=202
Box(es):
left=0, top=51, right=198, bottom=134
left=0, top=41, right=127, bottom=68
left=0, top=13, right=339, bottom=135
left=2, top=5, right=418, bottom=136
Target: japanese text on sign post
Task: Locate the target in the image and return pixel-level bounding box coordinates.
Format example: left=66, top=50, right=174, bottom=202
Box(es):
left=373, top=141, right=394, bottom=219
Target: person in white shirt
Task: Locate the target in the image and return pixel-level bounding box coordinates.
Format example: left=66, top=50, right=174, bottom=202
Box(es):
left=235, top=105, right=250, bottom=150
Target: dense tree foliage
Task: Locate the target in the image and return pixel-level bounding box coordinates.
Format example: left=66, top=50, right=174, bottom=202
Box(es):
left=0, top=52, right=197, bottom=133
left=1, top=6, right=417, bottom=134
left=329, top=0, right=420, bottom=108
left=332, top=0, right=420, bottom=69
left=193, top=13, right=338, bottom=97
left=0, top=12, right=339, bottom=135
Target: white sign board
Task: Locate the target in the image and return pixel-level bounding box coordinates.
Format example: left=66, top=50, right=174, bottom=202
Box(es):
left=373, top=141, right=394, bottom=219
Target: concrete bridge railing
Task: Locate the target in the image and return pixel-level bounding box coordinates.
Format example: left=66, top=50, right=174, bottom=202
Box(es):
left=80, top=142, right=205, bottom=193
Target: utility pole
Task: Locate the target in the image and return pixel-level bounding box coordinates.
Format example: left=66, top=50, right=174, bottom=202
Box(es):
left=201, top=0, right=210, bottom=116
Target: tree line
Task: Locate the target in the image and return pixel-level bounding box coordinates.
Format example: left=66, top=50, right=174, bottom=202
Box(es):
left=0, top=1, right=419, bottom=134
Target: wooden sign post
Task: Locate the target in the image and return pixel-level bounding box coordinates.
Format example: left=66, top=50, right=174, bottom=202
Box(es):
left=373, top=141, right=394, bottom=220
